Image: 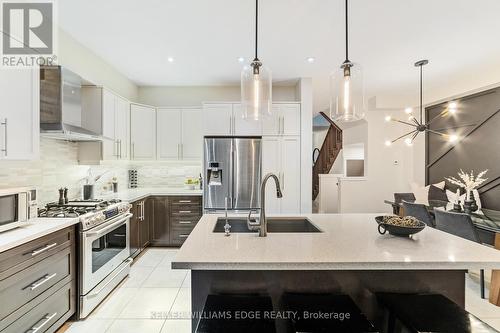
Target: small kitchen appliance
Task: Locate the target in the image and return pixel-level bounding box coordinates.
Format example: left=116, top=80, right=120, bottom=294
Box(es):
left=0, top=187, right=37, bottom=232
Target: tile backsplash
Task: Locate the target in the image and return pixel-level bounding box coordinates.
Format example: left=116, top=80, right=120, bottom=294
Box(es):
left=0, top=138, right=201, bottom=205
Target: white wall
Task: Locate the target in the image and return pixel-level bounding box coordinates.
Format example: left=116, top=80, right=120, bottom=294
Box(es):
left=339, top=109, right=414, bottom=213
left=138, top=85, right=298, bottom=107
left=59, top=29, right=139, bottom=101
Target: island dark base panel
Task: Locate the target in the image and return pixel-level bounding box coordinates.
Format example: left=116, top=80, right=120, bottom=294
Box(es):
left=190, top=269, right=466, bottom=333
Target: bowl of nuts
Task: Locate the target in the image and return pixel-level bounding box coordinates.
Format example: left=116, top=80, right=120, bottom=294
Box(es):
left=375, top=215, right=426, bottom=237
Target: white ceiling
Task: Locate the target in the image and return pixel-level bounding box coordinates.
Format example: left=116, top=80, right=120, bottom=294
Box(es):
left=59, top=0, right=500, bottom=110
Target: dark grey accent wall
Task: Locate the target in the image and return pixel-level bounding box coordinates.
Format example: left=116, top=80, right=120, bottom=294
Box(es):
left=425, top=87, right=500, bottom=210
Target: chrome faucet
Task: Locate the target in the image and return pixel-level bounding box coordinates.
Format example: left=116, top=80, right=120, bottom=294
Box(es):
left=247, top=173, right=283, bottom=237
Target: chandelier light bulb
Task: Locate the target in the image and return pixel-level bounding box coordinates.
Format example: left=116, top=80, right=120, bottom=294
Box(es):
left=448, top=134, right=458, bottom=142
left=385, top=115, right=392, bottom=122
left=404, top=107, right=413, bottom=114
left=385, top=140, right=392, bottom=146
left=404, top=137, right=413, bottom=146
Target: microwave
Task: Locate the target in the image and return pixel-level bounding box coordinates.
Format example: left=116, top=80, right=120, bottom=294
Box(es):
left=0, top=187, right=38, bottom=232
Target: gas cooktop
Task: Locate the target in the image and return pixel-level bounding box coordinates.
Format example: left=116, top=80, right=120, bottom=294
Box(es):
left=38, top=199, right=122, bottom=218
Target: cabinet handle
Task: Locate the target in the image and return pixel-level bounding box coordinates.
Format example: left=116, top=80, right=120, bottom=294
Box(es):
left=281, top=172, right=285, bottom=191
left=179, top=210, right=191, bottom=214
left=31, top=242, right=57, bottom=256
left=229, top=116, right=232, bottom=134
left=178, top=200, right=191, bottom=203
left=281, top=116, right=285, bottom=135
left=142, top=201, right=145, bottom=221
left=179, top=221, right=192, bottom=224
left=29, top=312, right=58, bottom=333
left=179, top=234, right=189, bottom=238
left=28, top=273, right=57, bottom=290
left=1, top=118, right=7, bottom=156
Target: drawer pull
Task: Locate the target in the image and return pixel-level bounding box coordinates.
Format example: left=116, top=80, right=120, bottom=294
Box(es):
left=179, top=221, right=192, bottom=224
left=31, top=243, right=57, bottom=256
left=28, top=273, right=57, bottom=291
left=29, top=312, right=58, bottom=333
left=179, top=234, right=189, bottom=238
left=178, top=200, right=191, bottom=203
left=179, top=210, right=191, bottom=214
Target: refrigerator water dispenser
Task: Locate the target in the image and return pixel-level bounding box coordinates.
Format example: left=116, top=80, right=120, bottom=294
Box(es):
left=207, top=162, right=222, bottom=186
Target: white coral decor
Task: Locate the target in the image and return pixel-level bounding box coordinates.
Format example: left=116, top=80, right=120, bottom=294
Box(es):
left=445, top=169, right=488, bottom=200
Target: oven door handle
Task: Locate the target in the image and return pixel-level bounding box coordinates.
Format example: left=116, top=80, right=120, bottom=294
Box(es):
left=85, top=213, right=132, bottom=237
left=88, top=258, right=133, bottom=297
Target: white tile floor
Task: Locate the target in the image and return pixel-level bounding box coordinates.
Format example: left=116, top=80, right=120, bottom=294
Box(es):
left=64, top=248, right=500, bottom=333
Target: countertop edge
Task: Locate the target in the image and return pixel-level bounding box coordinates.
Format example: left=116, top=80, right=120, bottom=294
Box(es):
left=0, top=218, right=80, bottom=253
left=171, top=261, right=500, bottom=271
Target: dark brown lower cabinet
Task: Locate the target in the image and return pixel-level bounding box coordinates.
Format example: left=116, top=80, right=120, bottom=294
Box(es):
left=150, top=195, right=202, bottom=247
left=151, top=196, right=169, bottom=246
left=130, top=198, right=152, bottom=258
left=0, top=226, right=76, bottom=333
left=140, top=198, right=153, bottom=249
left=130, top=200, right=141, bottom=258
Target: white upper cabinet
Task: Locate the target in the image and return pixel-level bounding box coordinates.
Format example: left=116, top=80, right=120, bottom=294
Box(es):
left=81, top=87, right=129, bottom=160
left=102, top=89, right=115, bottom=140
left=130, top=104, right=156, bottom=160
left=262, top=103, right=301, bottom=136
left=157, top=108, right=202, bottom=160
left=280, top=104, right=301, bottom=136
left=233, top=104, right=263, bottom=136
left=262, top=136, right=301, bottom=214
left=202, top=104, right=233, bottom=136
left=0, top=68, right=39, bottom=160
left=114, top=96, right=130, bottom=159
left=181, top=108, right=203, bottom=160
left=203, top=103, right=264, bottom=136
left=157, top=108, right=182, bottom=160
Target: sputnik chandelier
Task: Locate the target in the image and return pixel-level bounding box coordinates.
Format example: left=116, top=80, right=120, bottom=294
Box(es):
left=385, top=60, right=462, bottom=146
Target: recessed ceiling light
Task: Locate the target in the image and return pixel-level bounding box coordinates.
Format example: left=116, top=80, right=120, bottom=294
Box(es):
left=237, top=57, right=245, bottom=63
left=167, top=57, right=174, bottom=63
left=306, top=57, right=315, bottom=63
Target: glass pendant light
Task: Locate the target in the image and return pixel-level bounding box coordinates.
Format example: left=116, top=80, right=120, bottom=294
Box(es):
left=241, top=0, right=272, bottom=120
left=330, top=0, right=365, bottom=122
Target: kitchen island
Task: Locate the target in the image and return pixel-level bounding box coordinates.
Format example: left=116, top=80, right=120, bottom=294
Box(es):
left=172, top=214, right=500, bottom=332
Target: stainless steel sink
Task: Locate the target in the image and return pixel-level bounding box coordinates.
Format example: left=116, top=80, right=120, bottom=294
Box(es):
left=213, top=217, right=321, bottom=233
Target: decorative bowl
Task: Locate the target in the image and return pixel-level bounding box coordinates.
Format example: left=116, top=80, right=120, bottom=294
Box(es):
left=375, top=215, right=426, bottom=237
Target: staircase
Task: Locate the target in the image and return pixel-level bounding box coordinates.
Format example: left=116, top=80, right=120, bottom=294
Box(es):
left=312, top=112, right=343, bottom=200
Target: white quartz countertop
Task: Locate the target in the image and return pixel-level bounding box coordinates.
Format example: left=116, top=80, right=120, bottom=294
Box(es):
left=172, top=213, right=500, bottom=270
left=0, top=217, right=79, bottom=253
left=98, top=187, right=203, bottom=202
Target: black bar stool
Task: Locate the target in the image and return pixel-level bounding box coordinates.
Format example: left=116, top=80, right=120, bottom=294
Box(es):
left=282, top=293, right=379, bottom=332
left=197, top=294, right=276, bottom=333
left=377, top=293, right=497, bottom=333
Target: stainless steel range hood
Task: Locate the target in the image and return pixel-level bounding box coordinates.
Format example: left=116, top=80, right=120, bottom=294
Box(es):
left=40, top=66, right=102, bottom=141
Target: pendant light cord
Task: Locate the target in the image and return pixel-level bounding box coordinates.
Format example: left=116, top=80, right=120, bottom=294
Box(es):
left=255, top=0, right=259, bottom=60
left=420, top=64, right=423, bottom=123
left=345, top=0, right=349, bottom=62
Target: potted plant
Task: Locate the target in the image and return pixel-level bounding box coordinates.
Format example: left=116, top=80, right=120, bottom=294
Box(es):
left=445, top=169, right=488, bottom=213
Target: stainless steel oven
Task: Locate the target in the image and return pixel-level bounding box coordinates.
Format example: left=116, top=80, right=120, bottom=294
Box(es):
left=79, top=211, right=132, bottom=318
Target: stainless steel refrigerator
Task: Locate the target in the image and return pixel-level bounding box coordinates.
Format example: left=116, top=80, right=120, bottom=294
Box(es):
left=203, top=137, right=262, bottom=212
